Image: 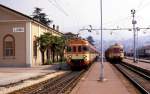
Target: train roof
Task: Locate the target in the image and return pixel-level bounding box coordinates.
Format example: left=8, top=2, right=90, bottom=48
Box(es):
left=67, top=38, right=100, bottom=53
left=110, top=43, right=123, bottom=48
left=105, top=43, right=124, bottom=52
left=67, top=38, right=89, bottom=45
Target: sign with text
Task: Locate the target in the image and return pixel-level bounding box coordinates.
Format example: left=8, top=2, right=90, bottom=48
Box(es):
left=13, top=27, right=24, bottom=32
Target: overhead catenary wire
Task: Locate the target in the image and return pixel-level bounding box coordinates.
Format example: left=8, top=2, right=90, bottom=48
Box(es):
left=102, top=0, right=150, bottom=32
left=47, top=0, right=68, bottom=16
left=103, top=16, right=131, bottom=27
left=47, top=0, right=82, bottom=35
left=80, top=27, right=150, bottom=32
left=53, top=0, right=69, bottom=16
left=136, top=0, right=150, bottom=13
left=46, top=0, right=150, bottom=35
left=137, top=0, right=146, bottom=11
left=133, top=0, right=150, bottom=35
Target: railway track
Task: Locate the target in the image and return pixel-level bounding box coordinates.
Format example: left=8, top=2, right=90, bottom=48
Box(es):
left=9, top=70, right=85, bottom=94
left=114, top=62, right=150, bottom=94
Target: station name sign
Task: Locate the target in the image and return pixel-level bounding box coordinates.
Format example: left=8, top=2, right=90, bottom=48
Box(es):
left=13, top=27, right=24, bottom=32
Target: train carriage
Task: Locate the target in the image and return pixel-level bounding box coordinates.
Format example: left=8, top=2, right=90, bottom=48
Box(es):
left=105, top=43, right=124, bottom=63
left=65, top=38, right=99, bottom=69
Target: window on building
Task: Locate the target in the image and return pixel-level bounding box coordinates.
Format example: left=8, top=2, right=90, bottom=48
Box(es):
left=3, top=35, right=15, bottom=57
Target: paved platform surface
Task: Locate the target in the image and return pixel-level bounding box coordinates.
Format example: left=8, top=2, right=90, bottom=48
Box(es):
left=123, top=58, right=150, bottom=71
left=71, top=62, right=136, bottom=94
left=0, top=63, right=62, bottom=86
left=0, top=63, right=69, bottom=94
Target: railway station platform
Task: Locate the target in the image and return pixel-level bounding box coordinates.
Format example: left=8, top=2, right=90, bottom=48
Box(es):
left=0, top=63, right=69, bottom=94
left=71, top=62, right=138, bottom=94
left=123, top=58, right=150, bottom=71
left=0, top=64, right=59, bottom=86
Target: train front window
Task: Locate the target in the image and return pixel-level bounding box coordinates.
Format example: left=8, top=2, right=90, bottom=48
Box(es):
left=83, top=46, right=88, bottom=52
left=78, top=46, right=82, bottom=52
left=73, top=46, right=76, bottom=52
left=120, top=49, right=123, bottom=52
left=113, top=48, right=120, bottom=53
left=67, top=46, right=72, bottom=52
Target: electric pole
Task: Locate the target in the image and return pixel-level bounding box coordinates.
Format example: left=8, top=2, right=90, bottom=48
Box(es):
left=131, top=9, right=137, bottom=63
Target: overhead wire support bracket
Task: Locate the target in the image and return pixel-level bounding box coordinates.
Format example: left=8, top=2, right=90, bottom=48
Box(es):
left=79, top=27, right=150, bottom=32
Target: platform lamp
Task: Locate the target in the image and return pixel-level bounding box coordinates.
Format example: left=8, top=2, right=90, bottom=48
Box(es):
left=79, top=0, right=105, bottom=81
left=99, top=0, right=105, bottom=81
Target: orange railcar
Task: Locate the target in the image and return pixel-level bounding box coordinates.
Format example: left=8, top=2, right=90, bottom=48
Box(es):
left=65, top=38, right=99, bottom=69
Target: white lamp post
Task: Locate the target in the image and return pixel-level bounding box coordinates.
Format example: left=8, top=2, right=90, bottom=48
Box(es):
left=99, top=0, right=104, bottom=81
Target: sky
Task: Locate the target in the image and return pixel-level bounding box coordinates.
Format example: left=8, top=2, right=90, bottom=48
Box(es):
left=1, top=0, right=150, bottom=41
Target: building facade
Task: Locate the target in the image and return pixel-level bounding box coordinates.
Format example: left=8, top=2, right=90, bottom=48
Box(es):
left=0, top=4, right=63, bottom=67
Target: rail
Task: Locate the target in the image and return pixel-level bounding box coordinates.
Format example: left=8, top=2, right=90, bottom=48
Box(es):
left=114, top=63, right=150, bottom=94
left=9, top=70, right=86, bottom=94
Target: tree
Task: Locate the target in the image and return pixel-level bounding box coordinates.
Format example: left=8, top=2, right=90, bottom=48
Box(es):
left=87, top=36, right=95, bottom=46
left=32, top=7, right=53, bottom=26
left=37, top=32, right=52, bottom=64
left=47, top=36, right=66, bottom=62
left=37, top=32, right=66, bottom=64
left=54, top=36, right=66, bottom=62
left=32, top=7, right=42, bottom=20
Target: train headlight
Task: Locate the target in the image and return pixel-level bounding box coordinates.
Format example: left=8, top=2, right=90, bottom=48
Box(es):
left=68, top=55, right=72, bottom=59
left=83, top=55, right=87, bottom=58
left=83, top=55, right=87, bottom=60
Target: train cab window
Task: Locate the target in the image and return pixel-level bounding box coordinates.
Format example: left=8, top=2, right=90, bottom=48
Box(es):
left=78, top=46, right=82, bottom=52
left=73, top=46, right=76, bottom=52
left=67, top=46, right=72, bottom=52
left=114, top=48, right=120, bottom=53
left=120, top=49, right=123, bottom=52
left=82, top=46, right=88, bottom=52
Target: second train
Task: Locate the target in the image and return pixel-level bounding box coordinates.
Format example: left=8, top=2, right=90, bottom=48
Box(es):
left=105, top=43, right=124, bottom=63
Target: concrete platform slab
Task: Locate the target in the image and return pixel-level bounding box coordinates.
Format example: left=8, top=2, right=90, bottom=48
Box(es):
left=0, top=63, right=69, bottom=94
left=71, top=62, right=137, bottom=94
left=123, top=58, right=150, bottom=71
left=0, top=64, right=59, bottom=86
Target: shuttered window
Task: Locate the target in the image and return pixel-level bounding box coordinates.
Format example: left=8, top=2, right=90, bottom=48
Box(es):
left=3, top=35, right=15, bottom=57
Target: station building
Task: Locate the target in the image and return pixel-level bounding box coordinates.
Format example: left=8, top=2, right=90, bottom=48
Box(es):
left=0, top=4, right=63, bottom=67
